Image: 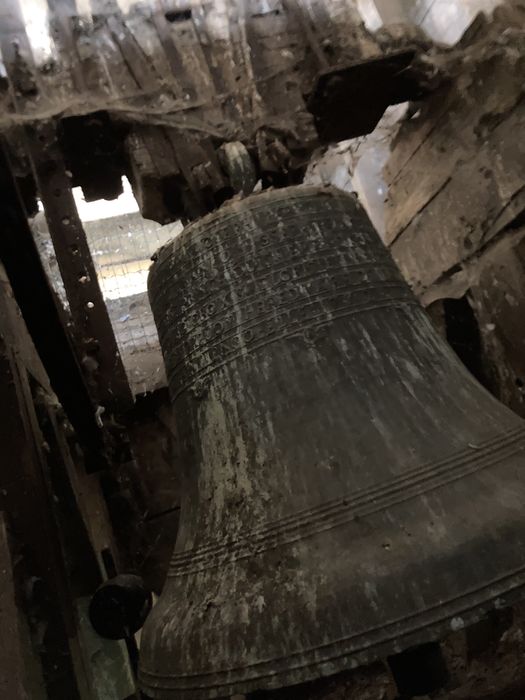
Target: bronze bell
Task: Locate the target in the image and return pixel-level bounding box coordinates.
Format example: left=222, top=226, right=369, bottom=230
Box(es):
left=140, top=186, right=525, bottom=699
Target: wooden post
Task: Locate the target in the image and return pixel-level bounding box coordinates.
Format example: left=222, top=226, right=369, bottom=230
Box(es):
left=0, top=339, right=84, bottom=698
left=0, top=512, right=47, bottom=699
left=0, top=0, right=132, bottom=411
left=25, top=119, right=133, bottom=410
left=0, top=262, right=137, bottom=697
left=0, top=140, right=108, bottom=469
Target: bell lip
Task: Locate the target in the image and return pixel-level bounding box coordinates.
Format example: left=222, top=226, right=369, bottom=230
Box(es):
left=138, top=580, right=525, bottom=699
left=148, top=185, right=360, bottom=274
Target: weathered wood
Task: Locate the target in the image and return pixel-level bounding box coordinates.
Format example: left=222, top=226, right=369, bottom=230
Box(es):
left=384, top=37, right=525, bottom=245
left=0, top=512, right=46, bottom=700
left=0, top=0, right=394, bottom=131
left=283, top=0, right=330, bottom=71
left=390, top=102, right=525, bottom=294
left=164, top=127, right=226, bottom=216
left=60, top=110, right=127, bottom=202
left=0, top=140, right=106, bottom=468
left=0, top=0, right=42, bottom=114
left=47, top=0, right=86, bottom=94
left=126, top=123, right=211, bottom=222
left=71, top=16, right=112, bottom=97
left=25, top=120, right=133, bottom=410
left=193, top=3, right=251, bottom=127
left=302, top=0, right=378, bottom=63
left=125, top=391, right=180, bottom=593
left=245, top=0, right=317, bottom=153
left=151, top=7, right=194, bottom=102
left=0, top=0, right=423, bottom=222
left=469, top=228, right=525, bottom=418
left=127, top=118, right=236, bottom=223
left=383, top=87, right=457, bottom=187
left=480, top=186, right=525, bottom=246
left=126, top=124, right=177, bottom=223
left=30, top=387, right=103, bottom=597
left=97, top=19, right=141, bottom=98
left=0, top=257, right=136, bottom=697
left=385, top=92, right=476, bottom=246
left=125, top=11, right=176, bottom=89
left=106, top=13, right=159, bottom=93
left=163, top=9, right=217, bottom=111
left=309, top=50, right=419, bottom=144
left=1, top=6, right=132, bottom=412
left=0, top=324, right=83, bottom=698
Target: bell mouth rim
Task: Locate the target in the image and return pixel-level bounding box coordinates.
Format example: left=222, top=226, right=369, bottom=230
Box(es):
left=139, top=577, right=525, bottom=698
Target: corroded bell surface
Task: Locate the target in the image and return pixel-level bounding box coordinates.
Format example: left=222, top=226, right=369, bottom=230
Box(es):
left=140, top=186, right=525, bottom=699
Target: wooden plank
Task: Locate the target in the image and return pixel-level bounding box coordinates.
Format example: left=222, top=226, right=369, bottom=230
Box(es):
left=282, top=0, right=329, bottom=72
left=0, top=261, right=132, bottom=697
left=0, top=341, right=83, bottom=698
left=0, top=0, right=42, bottom=113
left=237, top=0, right=291, bottom=172
left=0, top=0, right=79, bottom=119
left=30, top=388, right=103, bottom=598
left=0, top=0, right=379, bottom=184
left=480, top=186, right=525, bottom=246
left=0, top=512, right=46, bottom=700
left=151, top=7, right=192, bottom=101
left=246, top=6, right=317, bottom=166
left=125, top=11, right=176, bottom=87
left=384, top=85, right=481, bottom=246
left=322, top=0, right=379, bottom=60
left=71, top=16, right=112, bottom=98
left=46, top=0, right=85, bottom=94
left=163, top=9, right=218, bottom=111
left=384, top=45, right=525, bottom=245
left=194, top=1, right=260, bottom=130
left=126, top=124, right=184, bottom=223
left=245, top=1, right=307, bottom=117
left=309, top=49, right=419, bottom=145
left=127, top=116, right=239, bottom=222
left=164, top=127, right=225, bottom=218
left=0, top=140, right=107, bottom=469
left=90, top=17, right=142, bottom=101
left=300, top=0, right=376, bottom=63
left=383, top=87, right=458, bottom=186
left=0, top=261, right=50, bottom=390
left=390, top=105, right=525, bottom=294
left=150, top=2, right=224, bottom=138
left=24, top=121, right=133, bottom=410
left=468, top=229, right=525, bottom=418
left=106, top=13, right=159, bottom=93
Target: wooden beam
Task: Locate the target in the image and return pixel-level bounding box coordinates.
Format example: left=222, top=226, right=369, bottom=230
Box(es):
left=0, top=0, right=131, bottom=411
left=46, top=0, right=87, bottom=94
left=0, top=139, right=107, bottom=470
left=0, top=512, right=47, bottom=699
left=25, top=120, right=133, bottom=410
left=0, top=0, right=41, bottom=113
left=0, top=342, right=83, bottom=698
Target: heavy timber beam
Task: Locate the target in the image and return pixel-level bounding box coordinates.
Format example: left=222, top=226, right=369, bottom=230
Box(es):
left=25, top=120, right=133, bottom=410
left=0, top=141, right=107, bottom=470
left=0, top=346, right=85, bottom=699
left=0, top=0, right=131, bottom=410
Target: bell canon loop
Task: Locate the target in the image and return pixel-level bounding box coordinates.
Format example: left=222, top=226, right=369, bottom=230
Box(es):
left=140, top=186, right=525, bottom=699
